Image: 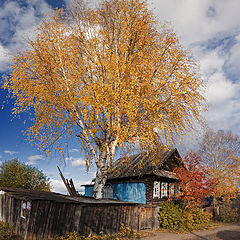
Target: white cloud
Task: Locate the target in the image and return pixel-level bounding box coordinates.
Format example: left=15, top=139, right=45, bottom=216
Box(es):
left=26, top=154, right=42, bottom=165
left=150, top=0, right=240, bottom=137
left=151, top=0, right=240, bottom=46
left=50, top=179, right=67, bottom=194
left=205, top=72, right=238, bottom=105
left=0, top=44, right=11, bottom=72
left=226, top=37, right=240, bottom=78
left=195, top=47, right=237, bottom=105
left=66, top=156, right=85, bottom=167
left=64, top=0, right=73, bottom=6
left=69, top=148, right=79, bottom=153
left=73, top=180, right=92, bottom=194
left=194, top=44, right=240, bottom=132
left=72, top=158, right=85, bottom=167
left=4, top=150, right=18, bottom=155
left=88, top=171, right=96, bottom=177
left=198, top=49, right=225, bottom=78
left=43, top=171, right=55, bottom=177
left=0, top=0, right=52, bottom=72
left=50, top=178, right=91, bottom=195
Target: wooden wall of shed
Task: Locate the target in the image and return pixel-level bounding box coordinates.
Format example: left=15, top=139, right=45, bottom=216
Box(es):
left=0, top=193, right=28, bottom=238
left=0, top=193, right=159, bottom=240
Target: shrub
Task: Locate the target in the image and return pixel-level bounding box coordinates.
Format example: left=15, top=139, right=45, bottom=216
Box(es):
left=158, top=201, right=212, bottom=231
left=216, top=204, right=239, bottom=223
left=0, top=222, right=19, bottom=240
left=55, top=224, right=139, bottom=240
left=158, top=201, right=185, bottom=231
left=187, top=208, right=212, bottom=230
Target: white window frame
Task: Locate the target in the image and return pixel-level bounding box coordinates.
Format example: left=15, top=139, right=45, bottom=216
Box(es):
left=161, top=182, right=168, bottom=198
left=153, top=181, right=160, bottom=198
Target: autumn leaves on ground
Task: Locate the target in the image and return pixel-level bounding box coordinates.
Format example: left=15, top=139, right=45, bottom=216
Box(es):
left=1, top=0, right=240, bottom=239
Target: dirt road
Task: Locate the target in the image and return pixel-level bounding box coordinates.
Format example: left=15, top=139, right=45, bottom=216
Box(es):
left=140, top=224, right=240, bottom=240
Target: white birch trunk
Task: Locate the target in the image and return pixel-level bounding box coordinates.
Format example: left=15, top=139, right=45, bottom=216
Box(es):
left=92, top=137, right=118, bottom=199
left=93, top=147, right=108, bottom=199
left=93, top=167, right=108, bottom=199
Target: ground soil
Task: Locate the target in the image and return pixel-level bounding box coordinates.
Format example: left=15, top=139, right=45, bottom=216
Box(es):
left=139, top=224, right=240, bottom=240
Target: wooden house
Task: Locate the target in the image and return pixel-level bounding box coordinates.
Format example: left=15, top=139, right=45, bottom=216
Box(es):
left=84, top=148, right=182, bottom=204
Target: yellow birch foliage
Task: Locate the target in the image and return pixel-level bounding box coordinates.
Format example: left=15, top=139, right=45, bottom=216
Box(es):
left=199, top=129, right=240, bottom=202
left=4, top=0, right=205, bottom=169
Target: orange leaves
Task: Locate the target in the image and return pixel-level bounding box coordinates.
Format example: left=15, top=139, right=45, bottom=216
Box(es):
left=174, top=152, right=215, bottom=209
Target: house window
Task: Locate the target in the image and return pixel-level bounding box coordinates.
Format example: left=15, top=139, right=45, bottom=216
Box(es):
left=161, top=182, right=168, bottom=198
left=153, top=181, right=160, bottom=198
left=103, top=185, right=113, bottom=199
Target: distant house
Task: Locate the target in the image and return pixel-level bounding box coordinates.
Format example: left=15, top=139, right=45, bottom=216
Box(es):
left=84, top=148, right=182, bottom=204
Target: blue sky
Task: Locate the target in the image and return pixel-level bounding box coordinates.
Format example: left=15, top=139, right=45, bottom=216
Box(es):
left=0, top=0, right=240, bottom=194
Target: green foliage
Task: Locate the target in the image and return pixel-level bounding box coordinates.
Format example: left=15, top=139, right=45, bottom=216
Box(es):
left=55, top=224, right=140, bottom=240
left=0, top=222, right=19, bottom=240
left=158, top=201, right=184, bottom=231
left=190, top=209, right=212, bottom=229
left=216, top=204, right=239, bottom=223
left=158, top=201, right=212, bottom=231
left=0, top=159, right=50, bottom=191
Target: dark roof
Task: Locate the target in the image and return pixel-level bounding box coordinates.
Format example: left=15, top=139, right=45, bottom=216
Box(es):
left=0, top=187, right=138, bottom=205
left=0, top=187, right=80, bottom=203
left=107, top=148, right=180, bottom=180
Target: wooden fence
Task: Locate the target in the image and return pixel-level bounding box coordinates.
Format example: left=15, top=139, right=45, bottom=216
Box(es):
left=0, top=188, right=159, bottom=240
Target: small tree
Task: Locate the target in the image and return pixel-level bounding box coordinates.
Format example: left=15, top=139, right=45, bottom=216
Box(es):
left=0, top=159, right=50, bottom=191
left=174, top=152, right=214, bottom=209
left=4, top=0, right=205, bottom=198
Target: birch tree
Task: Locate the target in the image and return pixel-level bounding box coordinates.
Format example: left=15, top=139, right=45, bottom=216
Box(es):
left=199, top=129, right=240, bottom=202
left=4, top=0, right=205, bottom=199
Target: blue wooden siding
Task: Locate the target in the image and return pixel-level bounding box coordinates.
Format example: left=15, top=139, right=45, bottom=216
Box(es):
left=85, top=186, right=94, bottom=197
left=84, top=182, right=146, bottom=204
left=112, top=182, right=146, bottom=204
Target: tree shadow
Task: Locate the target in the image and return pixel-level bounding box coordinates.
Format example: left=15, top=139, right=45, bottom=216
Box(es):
left=216, top=230, right=240, bottom=240
left=187, top=230, right=240, bottom=240
left=188, top=232, right=210, bottom=240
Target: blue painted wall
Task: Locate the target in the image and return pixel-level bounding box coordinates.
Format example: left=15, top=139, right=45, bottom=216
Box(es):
left=84, top=182, right=146, bottom=204
left=85, top=186, right=94, bottom=197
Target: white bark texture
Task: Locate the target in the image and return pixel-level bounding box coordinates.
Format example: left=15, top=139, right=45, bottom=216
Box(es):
left=93, top=147, right=109, bottom=199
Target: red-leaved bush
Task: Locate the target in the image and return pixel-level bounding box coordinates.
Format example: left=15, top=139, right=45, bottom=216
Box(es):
left=174, top=152, right=215, bottom=209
